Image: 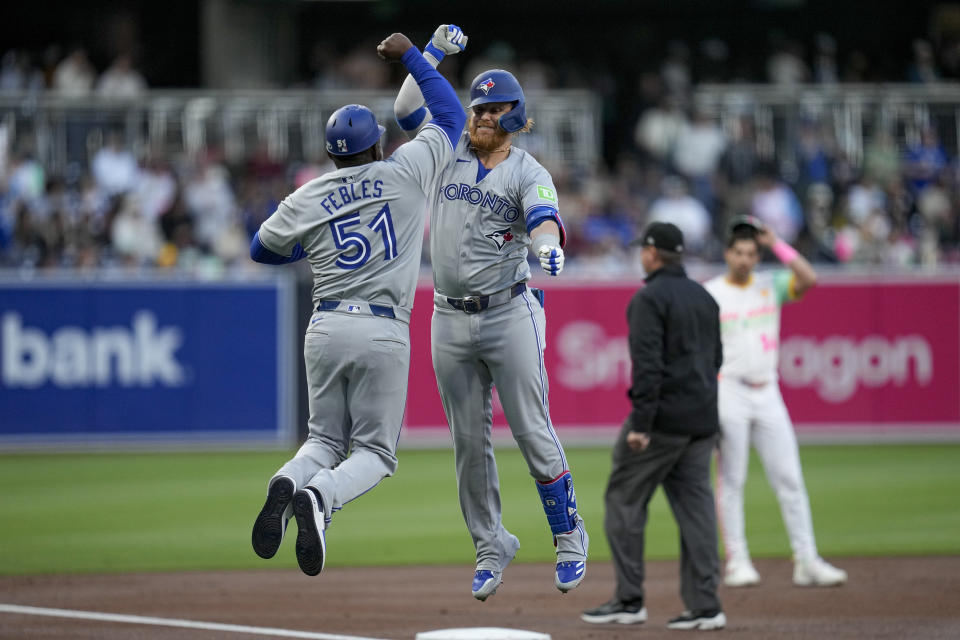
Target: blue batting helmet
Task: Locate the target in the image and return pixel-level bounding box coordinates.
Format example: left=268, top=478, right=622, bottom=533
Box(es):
left=468, top=69, right=527, bottom=133
left=325, top=104, right=386, bottom=156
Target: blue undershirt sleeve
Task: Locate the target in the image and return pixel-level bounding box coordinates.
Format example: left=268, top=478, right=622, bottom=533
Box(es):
left=250, top=231, right=306, bottom=265
left=400, top=47, right=465, bottom=149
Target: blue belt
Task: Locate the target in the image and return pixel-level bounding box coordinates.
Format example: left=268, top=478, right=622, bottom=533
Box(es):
left=315, top=300, right=396, bottom=319
left=446, top=282, right=526, bottom=314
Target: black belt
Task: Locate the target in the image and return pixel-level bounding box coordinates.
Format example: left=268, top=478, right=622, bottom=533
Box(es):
left=316, top=300, right=396, bottom=319
left=446, top=282, right=526, bottom=314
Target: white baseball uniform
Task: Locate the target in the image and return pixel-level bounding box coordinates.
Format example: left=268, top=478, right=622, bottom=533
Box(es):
left=704, top=269, right=821, bottom=564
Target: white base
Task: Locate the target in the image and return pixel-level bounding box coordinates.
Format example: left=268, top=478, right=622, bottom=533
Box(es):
left=416, top=628, right=551, bottom=640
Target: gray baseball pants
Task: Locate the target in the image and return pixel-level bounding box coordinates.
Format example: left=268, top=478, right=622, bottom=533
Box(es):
left=431, top=291, right=588, bottom=571
left=274, top=310, right=410, bottom=524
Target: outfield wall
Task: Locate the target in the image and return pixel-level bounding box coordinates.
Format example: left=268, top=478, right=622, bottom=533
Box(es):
left=402, top=271, right=960, bottom=444
left=1, top=271, right=957, bottom=450
left=0, top=274, right=297, bottom=449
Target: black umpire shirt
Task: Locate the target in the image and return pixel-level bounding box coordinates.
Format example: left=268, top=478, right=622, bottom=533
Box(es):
left=626, top=262, right=723, bottom=437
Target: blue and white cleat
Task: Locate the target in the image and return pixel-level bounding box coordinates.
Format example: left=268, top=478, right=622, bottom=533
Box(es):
left=555, top=560, right=586, bottom=592
left=472, top=569, right=503, bottom=601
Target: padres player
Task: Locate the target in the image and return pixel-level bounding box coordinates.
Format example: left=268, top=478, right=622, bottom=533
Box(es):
left=249, top=32, right=466, bottom=577
left=393, top=25, right=588, bottom=600
left=704, top=216, right=847, bottom=588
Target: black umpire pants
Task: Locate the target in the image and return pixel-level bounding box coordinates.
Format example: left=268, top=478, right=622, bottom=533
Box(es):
left=604, top=422, right=722, bottom=612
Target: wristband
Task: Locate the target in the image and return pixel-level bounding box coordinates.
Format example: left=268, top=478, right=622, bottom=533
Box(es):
left=423, top=42, right=445, bottom=63
left=771, top=239, right=799, bottom=264
left=535, top=233, right=561, bottom=253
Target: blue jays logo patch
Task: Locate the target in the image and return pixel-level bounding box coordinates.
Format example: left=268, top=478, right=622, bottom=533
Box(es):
left=477, top=78, right=495, bottom=94
left=485, top=227, right=514, bottom=250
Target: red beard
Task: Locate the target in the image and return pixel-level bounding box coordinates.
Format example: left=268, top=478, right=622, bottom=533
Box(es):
left=468, top=116, right=511, bottom=152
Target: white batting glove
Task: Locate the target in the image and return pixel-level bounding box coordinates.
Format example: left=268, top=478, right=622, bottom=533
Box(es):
left=537, top=245, right=564, bottom=276
left=431, top=24, right=468, bottom=55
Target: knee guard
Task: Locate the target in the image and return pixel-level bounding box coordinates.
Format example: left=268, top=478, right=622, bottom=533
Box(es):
left=536, top=471, right=580, bottom=536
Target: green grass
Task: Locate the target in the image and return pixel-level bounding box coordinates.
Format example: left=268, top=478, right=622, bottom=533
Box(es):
left=0, top=444, right=958, bottom=575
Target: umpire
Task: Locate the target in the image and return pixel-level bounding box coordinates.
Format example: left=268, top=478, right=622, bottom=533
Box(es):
left=582, top=221, right=726, bottom=630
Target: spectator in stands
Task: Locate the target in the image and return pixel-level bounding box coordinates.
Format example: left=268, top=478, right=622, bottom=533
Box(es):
left=812, top=33, right=839, bottom=84
left=907, top=39, right=940, bottom=83
left=766, top=35, right=810, bottom=85
left=660, top=40, right=692, bottom=97
left=671, top=104, right=727, bottom=210
left=915, top=175, right=952, bottom=265
left=863, top=128, right=902, bottom=187
left=749, top=162, right=805, bottom=244
left=794, top=118, right=833, bottom=190
left=110, top=192, right=162, bottom=266
left=634, top=93, right=687, bottom=167
left=720, top=115, right=761, bottom=188
left=0, top=50, right=42, bottom=93
left=91, top=130, right=138, bottom=198
left=903, top=125, right=949, bottom=195
left=646, top=175, right=713, bottom=256
left=52, top=46, right=94, bottom=97
left=183, top=153, right=240, bottom=260
left=133, top=154, right=177, bottom=225
left=96, top=53, right=147, bottom=98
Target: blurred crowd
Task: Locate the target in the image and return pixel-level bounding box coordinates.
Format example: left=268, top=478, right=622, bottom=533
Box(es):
left=1, top=46, right=147, bottom=99
left=2, top=31, right=960, bottom=275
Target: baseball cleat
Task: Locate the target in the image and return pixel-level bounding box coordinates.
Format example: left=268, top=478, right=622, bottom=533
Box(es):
left=666, top=609, right=726, bottom=630
left=555, top=560, right=586, bottom=592
left=471, top=569, right=502, bottom=601
left=793, top=557, right=847, bottom=587
left=581, top=598, right=647, bottom=624
left=724, top=558, right=761, bottom=587
left=292, top=488, right=326, bottom=576
left=251, top=476, right=295, bottom=559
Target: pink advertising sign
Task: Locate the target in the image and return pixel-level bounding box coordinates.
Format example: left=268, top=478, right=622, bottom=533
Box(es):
left=404, top=276, right=960, bottom=437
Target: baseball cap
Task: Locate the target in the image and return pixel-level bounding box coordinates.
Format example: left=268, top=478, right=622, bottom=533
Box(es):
left=728, top=214, right=763, bottom=236
left=633, top=221, right=685, bottom=253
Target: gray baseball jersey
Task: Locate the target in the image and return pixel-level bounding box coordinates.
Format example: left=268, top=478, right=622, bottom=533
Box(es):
left=260, top=123, right=453, bottom=524
left=430, top=130, right=561, bottom=297
left=259, top=124, right=453, bottom=318
left=428, top=131, right=588, bottom=573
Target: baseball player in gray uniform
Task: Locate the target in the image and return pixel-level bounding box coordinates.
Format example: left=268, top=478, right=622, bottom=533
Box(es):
left=393, top=25, right=588, bottom=600
left=249, top=32, right=466, bottom=577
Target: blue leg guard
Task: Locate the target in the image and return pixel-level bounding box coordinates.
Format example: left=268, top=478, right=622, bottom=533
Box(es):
left=536, top=471, right=579, bottom=536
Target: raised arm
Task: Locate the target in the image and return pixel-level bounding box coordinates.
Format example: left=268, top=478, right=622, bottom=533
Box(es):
left=378, top=31, right=466, bottom=149
left=756, top=225, right=817, bottom=297
left=390, top=25, right=467, bottom=138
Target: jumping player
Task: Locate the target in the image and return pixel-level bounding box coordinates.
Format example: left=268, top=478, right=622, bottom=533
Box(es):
left=392, top=25, right=588, bottom=600
left=249, top=31, right=466, bottom=577
left=704, top=216, right=847, bottom=588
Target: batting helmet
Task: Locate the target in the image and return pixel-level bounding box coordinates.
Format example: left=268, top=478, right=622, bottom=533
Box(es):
left=325, top=104, right=386, bottom=156
left=468, top=69, right=527, bottom=133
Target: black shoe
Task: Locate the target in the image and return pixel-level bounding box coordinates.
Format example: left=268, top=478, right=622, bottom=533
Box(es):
left=292, top=488, right=327, bottom=576
left=667, top=609, right=726, bottom=630
left=581, top=598, right=647, bottom=624
left=251, top=476, right=295, bottom=559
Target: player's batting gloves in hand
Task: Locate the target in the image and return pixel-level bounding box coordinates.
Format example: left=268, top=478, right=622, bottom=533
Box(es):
left=424, top=24, right=468, bottom=61
left=537, top=245, right=564, bottom=276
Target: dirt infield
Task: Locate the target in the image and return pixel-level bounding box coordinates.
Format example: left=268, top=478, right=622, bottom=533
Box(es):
left=1, top=557, right=959, bottom=639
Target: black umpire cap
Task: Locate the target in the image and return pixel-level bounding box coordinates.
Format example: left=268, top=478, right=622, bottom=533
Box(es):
left=633, top=221, right=685, bottom=253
